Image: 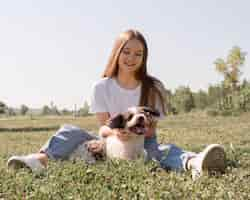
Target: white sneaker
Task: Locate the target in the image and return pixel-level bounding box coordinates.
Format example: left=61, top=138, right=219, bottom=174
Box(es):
left=7, top=154, right=45, bottom=172
left=188, top=144, right=226, bottom=180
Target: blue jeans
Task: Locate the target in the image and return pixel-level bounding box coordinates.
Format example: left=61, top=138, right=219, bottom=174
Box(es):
left=144, top=136, right=196, bottom=172
left=40, top=125, right=99, bottom=160
left=40, top=125, right=196, bottom=171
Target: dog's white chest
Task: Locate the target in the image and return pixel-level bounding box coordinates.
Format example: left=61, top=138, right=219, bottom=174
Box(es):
left=105, top=135, right=144, bottom=160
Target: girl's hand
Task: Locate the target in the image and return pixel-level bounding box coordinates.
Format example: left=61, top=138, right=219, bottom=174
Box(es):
left=98, top=125, right=113, bottom=138
left=144, top=121, right=157, bottom=138
left=144, top=127, right=155, bottom=138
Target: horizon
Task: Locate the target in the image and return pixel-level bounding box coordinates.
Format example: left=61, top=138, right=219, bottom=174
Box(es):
left=1, top=0, right=249, bottom=110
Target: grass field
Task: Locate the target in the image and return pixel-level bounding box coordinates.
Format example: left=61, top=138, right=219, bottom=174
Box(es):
left=0, top=112, right=250, bottom=199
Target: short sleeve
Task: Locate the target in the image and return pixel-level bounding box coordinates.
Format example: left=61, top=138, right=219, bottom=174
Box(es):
left=90, top=81, right=109, bottom=113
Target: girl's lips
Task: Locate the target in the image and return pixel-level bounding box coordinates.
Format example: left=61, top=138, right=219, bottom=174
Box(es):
left=124, top=63, right=136, bottom=67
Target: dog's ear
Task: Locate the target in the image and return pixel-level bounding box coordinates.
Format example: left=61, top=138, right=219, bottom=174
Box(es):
left=107, top=114, right=126, bottom=129
left=141, top=107, right=160, bottom=117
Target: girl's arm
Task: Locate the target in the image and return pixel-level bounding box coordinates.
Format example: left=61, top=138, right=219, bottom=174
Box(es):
left=144, top=121, right=157, bottom=138
left=96, top=112, right=113, bottom=138
left=96, top=112, right=110, bottom=126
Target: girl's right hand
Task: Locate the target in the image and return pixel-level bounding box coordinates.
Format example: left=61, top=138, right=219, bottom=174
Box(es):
left=98, top=125, right=113, bottom=138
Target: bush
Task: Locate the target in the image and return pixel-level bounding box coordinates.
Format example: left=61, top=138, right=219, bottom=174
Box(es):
left=220, top=109, right=233, bottom=117
left=206, top=109, right=219, bottom=117
left=231, top=110, right=243, bottom=117
left=172, top=86, right=195, bottom=113
left=208, top=85, right=250, bottom=116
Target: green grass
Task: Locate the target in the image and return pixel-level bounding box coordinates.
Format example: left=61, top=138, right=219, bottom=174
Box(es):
left=1, top=113, right=250, bottom=199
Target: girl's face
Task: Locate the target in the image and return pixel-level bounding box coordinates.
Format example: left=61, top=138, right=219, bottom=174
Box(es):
left=118, top=39, right=144, bottom=76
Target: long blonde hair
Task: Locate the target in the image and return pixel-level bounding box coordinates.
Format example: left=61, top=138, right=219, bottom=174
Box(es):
left=102, top=29, right=167, bottom=114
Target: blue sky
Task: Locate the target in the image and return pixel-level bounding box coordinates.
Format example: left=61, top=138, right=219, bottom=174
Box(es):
left=0, top=0, right=249, bottom=109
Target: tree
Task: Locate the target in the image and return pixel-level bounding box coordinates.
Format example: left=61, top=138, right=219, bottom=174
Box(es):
left=41, top=105, right=51, bottom=115
left=20, top=104, right=29, bottom=115
left=51, top=105, right=61, bottom=115
left=207, top=84, right=223, bottom=106
left=7, top=107, right=16, bottom=116
left=214, top=46, right=247, bottom=91
left=241, top=79, right=250, bottom=90
left=164, top=88, right=172, bottom=114
left=0, top=101, right=7, bottom=114
left=172, top=86, right=195, bottom=113
left=79, top=101, right=90, bottom=116
left=193, top=90, right=208, bottom=110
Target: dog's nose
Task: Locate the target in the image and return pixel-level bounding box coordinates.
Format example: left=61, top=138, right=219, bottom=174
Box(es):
left=138, top=116, right=144, bottom=123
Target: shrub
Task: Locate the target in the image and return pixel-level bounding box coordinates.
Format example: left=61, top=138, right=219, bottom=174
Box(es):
left=220, top=109, right=233, bottom=117
left=206, top=109, right=219, bottom=117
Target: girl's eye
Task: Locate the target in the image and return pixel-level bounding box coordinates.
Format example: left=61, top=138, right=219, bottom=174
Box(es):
left=122, top=50, right=142, bottom=57
left=122, top=50, right=130, bottom=55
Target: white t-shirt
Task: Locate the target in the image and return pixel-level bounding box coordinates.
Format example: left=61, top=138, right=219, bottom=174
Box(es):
left=90, top=77, right=165, bottom=119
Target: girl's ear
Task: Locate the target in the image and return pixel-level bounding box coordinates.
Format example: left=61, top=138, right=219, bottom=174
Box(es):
left=107, top=114, right=125, bottom=129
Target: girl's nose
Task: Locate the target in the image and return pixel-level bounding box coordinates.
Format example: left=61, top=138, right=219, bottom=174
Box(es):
left=127, top=54, right=136, bottom=62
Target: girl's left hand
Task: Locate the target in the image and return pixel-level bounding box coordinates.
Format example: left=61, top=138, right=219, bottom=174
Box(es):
left=144, top=121, right=157, bottom=138
left=144, top=127, right=155, bottom=138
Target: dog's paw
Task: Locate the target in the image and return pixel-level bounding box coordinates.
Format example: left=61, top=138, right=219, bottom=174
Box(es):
left=86, top=140, right=105, bottom=154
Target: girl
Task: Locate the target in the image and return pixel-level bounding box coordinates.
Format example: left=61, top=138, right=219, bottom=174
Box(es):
left=7, top=29, right=226, bottom=180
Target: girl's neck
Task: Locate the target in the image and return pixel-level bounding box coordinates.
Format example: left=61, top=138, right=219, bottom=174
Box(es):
left=116, top=72, right=140, bottom=90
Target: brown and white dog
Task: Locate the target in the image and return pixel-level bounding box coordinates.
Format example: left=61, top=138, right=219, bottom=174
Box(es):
left=104, top=106, right=160, bottom=160
left=69, top=106, right=160, bottom=163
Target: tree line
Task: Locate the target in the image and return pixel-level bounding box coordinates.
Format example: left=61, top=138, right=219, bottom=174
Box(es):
left=0, top=101, right=90, bottom=117
left=166, top=46, right=250, bottom=116
left=1, top=46, right=249, bottom=117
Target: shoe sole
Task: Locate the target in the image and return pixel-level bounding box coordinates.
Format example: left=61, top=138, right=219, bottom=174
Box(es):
left=201, top=144, right=226, bottom=174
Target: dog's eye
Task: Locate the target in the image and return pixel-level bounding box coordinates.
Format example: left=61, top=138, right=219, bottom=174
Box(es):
left=144, top=111, right=150, bottom=116
left=127, top=114, right=133, bottom=120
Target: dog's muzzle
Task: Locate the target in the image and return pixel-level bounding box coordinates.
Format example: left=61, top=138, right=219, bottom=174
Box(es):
left=127, top=114, right=147, bottom=135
